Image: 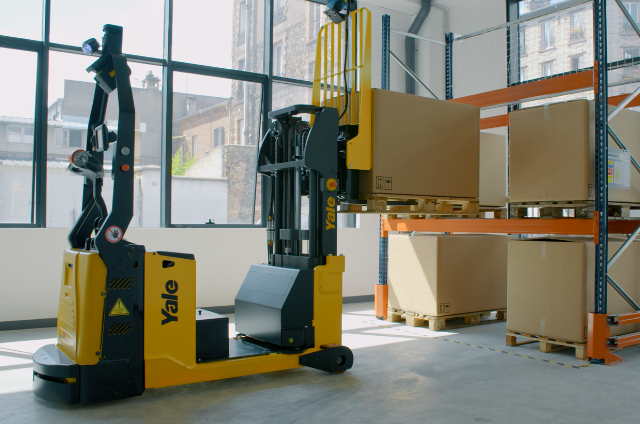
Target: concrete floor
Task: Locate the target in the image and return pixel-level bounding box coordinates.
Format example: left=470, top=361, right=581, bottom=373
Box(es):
left=2, top=302, right=639, bottom=424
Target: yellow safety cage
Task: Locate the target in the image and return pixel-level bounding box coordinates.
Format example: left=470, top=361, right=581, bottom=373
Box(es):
left=311, top=7, right=372, bottom=171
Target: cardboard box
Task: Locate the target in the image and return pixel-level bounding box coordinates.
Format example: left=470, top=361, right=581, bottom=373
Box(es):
left=509, top=100, right=640, bottom=202
left=480, top=132, right=507, bottom=207
left=507, top=237, right=640, bottom=343
left=359, top=89, right=480, bottom=199
left=388, top=234, right=508, bottom=316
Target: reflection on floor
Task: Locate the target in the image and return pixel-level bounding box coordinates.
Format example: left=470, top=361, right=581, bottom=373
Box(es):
left=2, top=302, right=640, bottom=423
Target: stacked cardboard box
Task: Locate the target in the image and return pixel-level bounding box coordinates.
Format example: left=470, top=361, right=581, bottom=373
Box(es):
left=509, top=100, right=640, bottom=203
left=507, top=237, right=640, bottom=343
left=388, top=234, right=508, bottom=317
left=480, top=132, right=507, bottom=207
left=360, top=89, right=480, bottom=200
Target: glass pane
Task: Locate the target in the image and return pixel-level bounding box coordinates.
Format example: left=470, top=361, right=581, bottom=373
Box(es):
left=171, top=72, right=262, bottom=225
left=272, top=82, right=312, bottom=111
left=0, top=48, right=37, bottom=223
left=173, top=0, right=264, bottom=73
left=47, top=52, right=163, bottom=228
left=0, top=0, right=42, bottom=40
left=50, top=0, right=165, bottom=58
left=273, top=0, right=330, bottom=81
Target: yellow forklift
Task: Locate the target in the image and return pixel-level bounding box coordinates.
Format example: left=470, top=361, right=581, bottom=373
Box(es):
left=32, top=21, right=359, bottom=404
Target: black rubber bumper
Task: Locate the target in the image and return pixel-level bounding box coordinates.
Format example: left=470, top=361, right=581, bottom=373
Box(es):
left=299, top=345, right=354, bottom=373
left=32, top=344, right=80, bottom=404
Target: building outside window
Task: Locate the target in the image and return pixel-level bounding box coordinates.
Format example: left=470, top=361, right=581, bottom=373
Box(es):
left=520, top=67, right=527, bottom=82
left=54, top=128, right=83, bottom=148
left=7, top=125, right=34, bottom=144
left=518, top=29, right=526, bottom=55
left=571, top=55, right=583, bottom=71
left=541, top=21, right=554, bottom=49
left=214, top=127, right=225, bottom=147
left=237, top=119, right=245, bottom=145
left=541, top=61, right=554, bottom=77
left=570, top=12, right=584, bottom=40
left=623, top=2, right=639, bottom=33
left=192, top=135, right=198, bottom=158
left=274, top=0, right=285, bottom=23
left=238, top=2, right=246, bottom=43
left=308, top=61, right=315, bottom=81
left=313, top=4, right=323, bottom=38
left=274, top=43, right=283, bottom=76
left=623, top=47, right=640, bottom=78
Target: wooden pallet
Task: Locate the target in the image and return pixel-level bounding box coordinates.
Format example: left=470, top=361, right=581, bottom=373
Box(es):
left=387, top=308, right=507, bottom=331
left=480, top=207, right=508, bottom=219
left=509, top=201, right=640, bottom=220
left=342, top=196, right=480, bottom=218
left=506, top=331, right=587, bottom=360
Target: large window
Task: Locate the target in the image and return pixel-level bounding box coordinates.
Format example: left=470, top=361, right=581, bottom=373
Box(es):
left=46, top=52, right=164, bottom=228
left=50, top=0, right=165, bottom=58
left=171, top=73, right=262, bottom=225
left=0, top=0, right=42, bottom=40
left=0, top=0, right=354, bottom=228
left=173, top=0, right=265, bottom=73
left=272, top=0, right=329, bottom=81
left=0, top=48, right=38, bottom=224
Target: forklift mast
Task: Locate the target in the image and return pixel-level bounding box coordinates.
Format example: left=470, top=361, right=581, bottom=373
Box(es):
left=258, top=105, right=340, bottom=269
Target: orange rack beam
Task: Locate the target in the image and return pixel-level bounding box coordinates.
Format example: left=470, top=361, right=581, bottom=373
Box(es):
left=478, top=93, right=640, bottom=130
left=449, top=70, right=594, bottom=108
left=382, top=218, right=640, bottom=237
left=480, top=114, right=509, bottom=130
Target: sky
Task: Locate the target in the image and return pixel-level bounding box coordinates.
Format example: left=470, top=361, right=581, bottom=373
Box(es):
left=0, top=0, right=242, bottom=118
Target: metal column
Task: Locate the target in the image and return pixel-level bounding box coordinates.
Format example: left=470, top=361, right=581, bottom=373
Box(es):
left=445, top=32, right=454, bottom=100
left=376, top=14, right=391, bottom=320
left=587, top=0, right=610, bottom=364
left=593, top=0, right=608, bottom=316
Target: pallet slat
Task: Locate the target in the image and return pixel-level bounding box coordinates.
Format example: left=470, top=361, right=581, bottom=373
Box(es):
left=509, top=201, right=640, bottom=220
left=388, top=308, right=507, bottom=331
left=506, top=331, right=587, bottom=360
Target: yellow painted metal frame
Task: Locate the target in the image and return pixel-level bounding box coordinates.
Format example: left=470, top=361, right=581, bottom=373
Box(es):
left=312, top=8, right=372, bottom=170
left=56, top=250, right=107, bottom=366
left=144, top=256, right=345, bottom=389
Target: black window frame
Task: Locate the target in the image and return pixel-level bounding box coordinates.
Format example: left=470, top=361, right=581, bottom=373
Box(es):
left=0, top=0, right=330, bottom=229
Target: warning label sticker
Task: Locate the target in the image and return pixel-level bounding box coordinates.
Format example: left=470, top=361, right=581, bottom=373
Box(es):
left=105, top=226, right=123, bottom=243
left=109, top=298, right=130, bottom=316
left=608, top=148, right=631, bottom=190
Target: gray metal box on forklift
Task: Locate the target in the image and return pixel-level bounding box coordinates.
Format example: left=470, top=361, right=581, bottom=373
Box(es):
left=235, top=264, right=314, bottom=349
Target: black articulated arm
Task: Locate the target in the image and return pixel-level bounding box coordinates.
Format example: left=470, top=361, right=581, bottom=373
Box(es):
left=66, top=24, right=137, bottom=270
left=93, top=52, right=136, bottom=270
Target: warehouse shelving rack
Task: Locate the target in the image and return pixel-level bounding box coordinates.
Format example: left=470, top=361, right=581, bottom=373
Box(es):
left=376, top=0, right=640, bottom=365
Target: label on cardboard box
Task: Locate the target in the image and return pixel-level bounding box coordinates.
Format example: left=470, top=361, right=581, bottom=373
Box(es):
left=608, top=148, right=631, bottom=189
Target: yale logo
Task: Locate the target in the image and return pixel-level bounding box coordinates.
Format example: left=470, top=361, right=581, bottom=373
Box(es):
left=161, top=280, right=179, bottom=325
left=325, top=178, right=338, bottom=231
left=326, top=196, right=336, bottom=230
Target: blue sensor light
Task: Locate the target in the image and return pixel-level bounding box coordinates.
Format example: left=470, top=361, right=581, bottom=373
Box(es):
left=81, top=38, right=99, bottom=55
